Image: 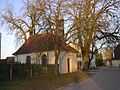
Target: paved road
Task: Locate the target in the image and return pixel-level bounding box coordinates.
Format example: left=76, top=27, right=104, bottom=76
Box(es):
left=63, top=67, right=120, bottom=90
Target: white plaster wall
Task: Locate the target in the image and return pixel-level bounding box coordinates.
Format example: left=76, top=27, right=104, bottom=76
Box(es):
left=71, top=53, right=77, bottom=72
left=14, top=51, right=77, bottom=74
left=67, top=53, right=77, bottom=72
left=112, top=60, right=120, bottom=67
left=48, top=51, right=55, bottom=64
left=59, top=51, right=67, bottom=74
left=59, top=52, right=77, bottom=74
left=15, top=53, right=36, bottom=64
left=14, top=51, right=55, bottom=64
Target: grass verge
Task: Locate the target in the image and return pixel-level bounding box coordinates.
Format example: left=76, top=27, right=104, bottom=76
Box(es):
left=0, top=70, right=91, bottom=90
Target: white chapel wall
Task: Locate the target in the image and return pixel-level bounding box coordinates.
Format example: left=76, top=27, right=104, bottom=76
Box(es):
left=14, top=51, right=77, bottom=74
left=15, top=51, right=56, bottom=64
left=59, top=51, right=68, bottom=73
left=67, top=53, right=77, bottom=72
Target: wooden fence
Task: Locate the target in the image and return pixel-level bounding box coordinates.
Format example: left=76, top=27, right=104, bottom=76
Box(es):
left=0, top=61, right=54, bottom=81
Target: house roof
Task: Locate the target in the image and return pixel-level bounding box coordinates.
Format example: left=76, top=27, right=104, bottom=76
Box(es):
left=0, top=57, right=14, bottom=64
left=13, top=33, right=78, bottom=55
left=6, top=57, right=14, bottom=64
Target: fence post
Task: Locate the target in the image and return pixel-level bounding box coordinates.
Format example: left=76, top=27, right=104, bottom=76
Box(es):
left=30, top=64, right=32, bottom=78
left=10, top=64, right=12, bottom=80
left=46, top=64, right=48, bottom=75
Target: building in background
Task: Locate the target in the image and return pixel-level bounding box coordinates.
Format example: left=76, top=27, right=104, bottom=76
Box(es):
left=102, top=48, right=113, bottom=67
left=69, top=43, right=82, bottom=69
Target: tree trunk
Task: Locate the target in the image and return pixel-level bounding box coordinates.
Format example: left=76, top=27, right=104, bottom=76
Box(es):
left=54, top=51, right=59, bottom=75
left=88, top=59, right=92, bottom=69
left=82, top=53, right=89, bottom=71
left=88, top=53, right=94, bottom=69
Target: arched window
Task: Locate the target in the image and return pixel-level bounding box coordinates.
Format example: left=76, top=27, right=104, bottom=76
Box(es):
left=26, top=56, right=31, bottom=64
left=42, top=54, right=47, bottom=64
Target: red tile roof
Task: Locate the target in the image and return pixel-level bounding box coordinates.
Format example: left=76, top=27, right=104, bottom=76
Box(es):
left=13, top=33, right=78, bottom=55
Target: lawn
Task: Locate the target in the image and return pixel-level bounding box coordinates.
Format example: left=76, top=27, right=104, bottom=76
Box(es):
left=0, top=70, right=91, bottom=90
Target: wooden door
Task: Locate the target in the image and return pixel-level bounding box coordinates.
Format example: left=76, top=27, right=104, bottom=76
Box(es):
left=67, top=59, right=70, bottom=73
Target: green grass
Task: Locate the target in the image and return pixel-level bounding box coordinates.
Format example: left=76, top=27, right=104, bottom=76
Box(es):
left=0, top=70, right=90, bottom=90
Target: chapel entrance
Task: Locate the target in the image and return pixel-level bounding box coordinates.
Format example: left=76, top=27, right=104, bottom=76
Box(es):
left=67, top=59, right=70, bottom=73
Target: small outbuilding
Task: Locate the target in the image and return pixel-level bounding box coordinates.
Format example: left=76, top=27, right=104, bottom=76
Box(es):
left=13, top=33, right=78, bottom=74
left=102, top=48, right=113, bottom=67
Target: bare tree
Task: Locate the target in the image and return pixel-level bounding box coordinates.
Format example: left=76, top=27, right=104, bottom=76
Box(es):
left=0, top=0, right=67, bottom=75
left=66, top=0, right=120, bottom=70
left=0, top=0, right=46, bottom=43
left=1, top=0, right=120, bottom=72
left=43, top=0, right=66, bottom=74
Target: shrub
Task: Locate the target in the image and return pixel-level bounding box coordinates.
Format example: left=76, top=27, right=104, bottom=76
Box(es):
left=96, top=58, right=104, bottom=67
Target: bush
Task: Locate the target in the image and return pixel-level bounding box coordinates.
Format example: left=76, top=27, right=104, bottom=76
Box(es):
left=32, top=64, right=54, bottom=76
left=32, top=64, right=46, bottom=75
left=95, top=53, right=104, bottom=67
left=96, top=59, right=104, bottom=67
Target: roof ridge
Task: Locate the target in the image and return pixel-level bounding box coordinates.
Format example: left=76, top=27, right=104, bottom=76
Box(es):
left=13, top=33, right=78, bottom=55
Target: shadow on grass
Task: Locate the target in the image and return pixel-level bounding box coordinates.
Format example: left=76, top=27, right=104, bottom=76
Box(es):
left=0, top=70, right=97, bottom=90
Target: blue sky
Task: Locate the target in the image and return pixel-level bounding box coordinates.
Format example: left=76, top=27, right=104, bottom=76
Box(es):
left=0, top=0, right=23, bottom=59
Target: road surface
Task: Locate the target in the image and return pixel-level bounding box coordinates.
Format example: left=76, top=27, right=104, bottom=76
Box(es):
left=63, top=67, right=120, bottom=90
